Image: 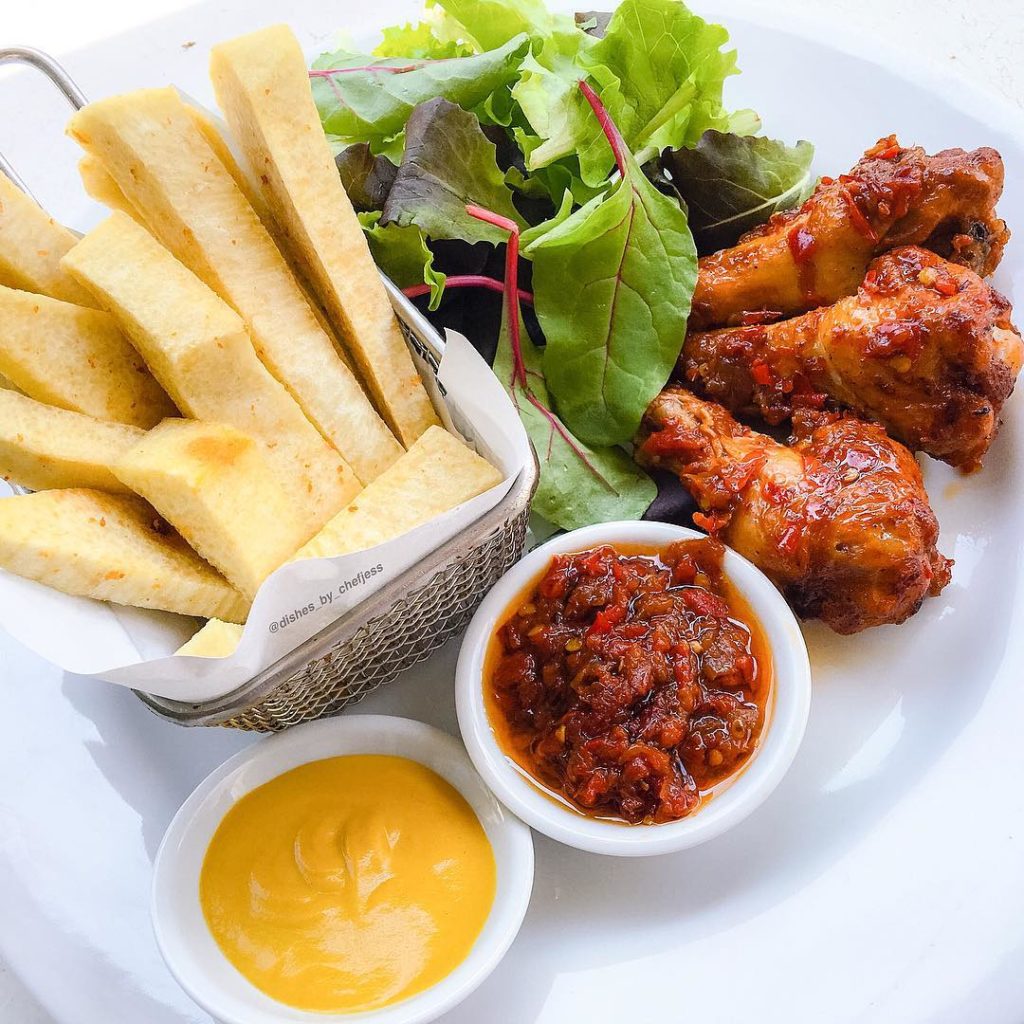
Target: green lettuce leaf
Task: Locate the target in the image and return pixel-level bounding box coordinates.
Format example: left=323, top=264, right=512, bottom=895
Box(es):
left=311, top=34, right=529, bottom=143
left=492, top=273, right=656, bottom=530
left=358, top=211, right=447, bottom=309
left=381, top=98, right=525, bottom=245
left=370, top=134, right=408, bottom=164
left=519, top=187, right=576, bottom=247
left=509, top=123, right=595, bottom=205
left=591, top=0, right=747, bottom=154
left=514, top=0, right=757, bottom=186
left=428, top=0, right=574, bottom=51
left=374, top=21, right=475, bottom=59
left=510, top=28, right=605, bottom=180
left=525, top=91, right=697, bottom=447
left=660, top=130, right=815, bottom=253
left=474, top=81, right=517, bottom=128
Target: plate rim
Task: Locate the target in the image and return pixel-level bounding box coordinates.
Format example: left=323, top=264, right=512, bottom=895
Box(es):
left=2, top=3, right=1023, bottom=1023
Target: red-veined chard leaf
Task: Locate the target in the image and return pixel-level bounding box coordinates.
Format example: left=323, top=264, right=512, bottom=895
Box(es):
left=381, top=98, right=525, bottom=245
left=310, top=34, right=529, bottom=144
left=469, top=204, right=655, bottom=530
left=524, top=81, right=697, bottom=447
left=513, top=0, right=758, bottom=188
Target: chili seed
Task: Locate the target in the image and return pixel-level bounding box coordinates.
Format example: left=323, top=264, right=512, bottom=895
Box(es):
left=708, top=749, right=724, bottom=767
left=518, top=603, right=537, bottom=616
left=564, top=638, right=582, bottom=652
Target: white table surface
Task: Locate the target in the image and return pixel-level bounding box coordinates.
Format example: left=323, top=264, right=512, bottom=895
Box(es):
left=1, top=0, right=1021, bottom=1021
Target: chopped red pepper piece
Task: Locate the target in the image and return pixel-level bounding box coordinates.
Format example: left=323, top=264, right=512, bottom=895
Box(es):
left=588, top=604, right=626, bottom=636
left=840, top=186, right=880, bottom=244
left=778, top=525, right=801, bottom=555
left=693, top=510, right=731, bottom=535
left=865, top=134, right=902, bottom=160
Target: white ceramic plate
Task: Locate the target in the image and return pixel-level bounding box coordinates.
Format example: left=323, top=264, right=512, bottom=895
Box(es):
left=1, top=2, right=1023, bottom=1022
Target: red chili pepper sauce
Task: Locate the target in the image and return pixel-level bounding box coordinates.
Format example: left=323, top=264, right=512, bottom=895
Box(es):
left=485, top=540, right=772, bottom=825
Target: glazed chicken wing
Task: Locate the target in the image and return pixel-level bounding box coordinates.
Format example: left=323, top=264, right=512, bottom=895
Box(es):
left=636, top=388, right=951, bottom=634
left=682, top=246, right=1023, bottom=470
left=691, top=137, right=1009, bottom=329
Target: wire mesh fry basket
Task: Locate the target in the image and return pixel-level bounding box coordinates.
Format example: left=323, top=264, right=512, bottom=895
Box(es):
left=0, top=46, right=538, bottom=732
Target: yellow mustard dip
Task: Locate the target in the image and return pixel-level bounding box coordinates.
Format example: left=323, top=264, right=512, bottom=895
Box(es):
left=199, top=754, right=496, bottom=1014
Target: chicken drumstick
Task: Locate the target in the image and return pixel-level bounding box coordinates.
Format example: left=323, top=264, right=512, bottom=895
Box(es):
left=691, top=137, right=1008, bottom=329
left=682, top=246, right=1023, bottom=470
left=636, top=388, right=952, bottom=634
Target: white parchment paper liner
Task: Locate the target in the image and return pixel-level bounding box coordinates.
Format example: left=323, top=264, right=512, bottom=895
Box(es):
left=0, top=332, right=531, bottom=702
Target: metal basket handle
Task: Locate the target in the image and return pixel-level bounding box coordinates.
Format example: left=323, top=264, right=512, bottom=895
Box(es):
left=0, top=47, right=86, bottom=199
left=0, top=49, right=89, bottom=498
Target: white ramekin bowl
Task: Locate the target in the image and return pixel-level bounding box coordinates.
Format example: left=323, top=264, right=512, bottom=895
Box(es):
left=152, top=715, right=534, bottom=1024
left=456, top=521, right=812, bottom=857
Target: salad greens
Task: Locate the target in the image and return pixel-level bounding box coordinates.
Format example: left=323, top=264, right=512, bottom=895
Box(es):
left=660, top=130, right=816, bottom=253
left=311, top=34, right=529, bottom=152
left=526, top=82, right=696, bottom=447
left=474, top=205, right=656, bottom=529
left=358, top=212, right=447, bottom=309
left=374, top=21, right=474, bottom=60
left=427, top=0, right=574, bottom=51
left=514, top=0, right=759, bottom=187
left=335, top=144, right=397, bottom=211
left=381, top=98, right=526, bottom=245
left=313, top=0, right=814, bottom=531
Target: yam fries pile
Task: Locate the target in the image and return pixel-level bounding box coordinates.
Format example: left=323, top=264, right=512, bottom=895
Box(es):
left=0, top=26, right=501, bottom=658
